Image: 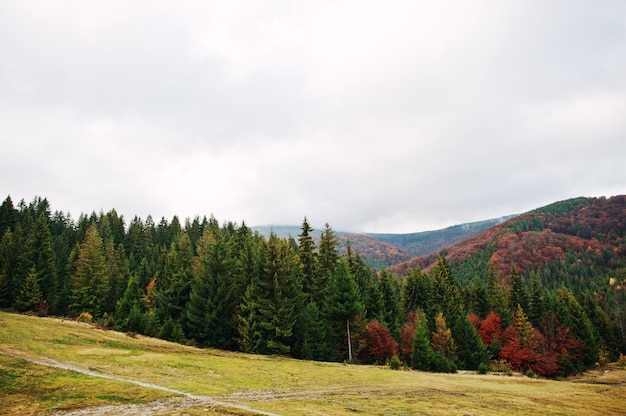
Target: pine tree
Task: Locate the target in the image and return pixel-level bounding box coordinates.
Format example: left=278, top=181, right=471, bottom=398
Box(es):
left=15, top=266, right=43, bottom=312
left=555, top=287, right=599, bottom=366
left=238, top=233, right=302, bottom=355
left=25, top=213, right=57, bottom=310
left=293, top=301, right=328, bottom=361
left=323, top=258, right=365, bottom=362
left=114, top=274, right=145, bottom=331
left=401, top=268, right=432, bottom=316
left=411, top=310, right=434, bottom=371
left=528, top=272, right=546, bottom=327
left=155, top=232, right=194, bottom=323
left=298, top=217, right=317, bottom=299
left=431, top=312, right=456, bottom=362
left=0, top=196, right=18, bottom=238
left=509, top=266, right=528, bottom=313
left=485, top=265, right=511, bottom=327
left=71, top=223, right=110, bottom=317
left=315, top=223, right=339, bottom=304
left=378, top=269, right=401, bottom=338
left=185, top=227, right=236, bottom=349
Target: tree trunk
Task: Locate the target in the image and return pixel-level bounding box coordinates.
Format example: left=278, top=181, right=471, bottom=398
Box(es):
left=347, top=319, right=353, bottom=362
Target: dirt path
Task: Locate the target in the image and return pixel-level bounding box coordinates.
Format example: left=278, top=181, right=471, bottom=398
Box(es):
left=0, top=350, right=283, bottom=416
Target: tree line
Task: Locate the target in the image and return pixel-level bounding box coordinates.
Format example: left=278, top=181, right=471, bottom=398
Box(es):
left=0, top=196, right=624, bottom=377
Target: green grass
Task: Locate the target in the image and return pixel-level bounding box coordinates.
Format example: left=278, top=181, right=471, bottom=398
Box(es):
left=1, top=311, right=625, bottom=415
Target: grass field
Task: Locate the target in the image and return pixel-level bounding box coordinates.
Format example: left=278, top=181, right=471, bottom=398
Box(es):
left=0, top=311, right=624, bottom=415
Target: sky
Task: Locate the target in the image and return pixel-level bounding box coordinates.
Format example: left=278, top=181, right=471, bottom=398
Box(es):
left=1, top=1, right=625, bottom=234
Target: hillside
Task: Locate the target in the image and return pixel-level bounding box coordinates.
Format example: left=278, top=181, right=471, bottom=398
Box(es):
left=252, top=216, right=517, bottom=269
left=367, top=215, right=517, bottom=257
left=389, top=195, right=626, bottom=289
left=1, top=312, right=625, bottom=416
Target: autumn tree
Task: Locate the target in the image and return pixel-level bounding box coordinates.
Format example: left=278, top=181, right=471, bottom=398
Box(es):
left=357, top=318, right=398, bottom=365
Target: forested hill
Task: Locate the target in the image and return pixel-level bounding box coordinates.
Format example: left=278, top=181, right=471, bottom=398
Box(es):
left=367, top=215, right=518, bottom=258
left=389, top=195, right=626, bottom=288
left=252, top=216, right=519, bottom=269
left=1, top=194, right=625, bottom=378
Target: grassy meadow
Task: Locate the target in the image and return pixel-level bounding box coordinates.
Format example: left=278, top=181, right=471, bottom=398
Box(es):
left=0, top=311, right=624, bottom=415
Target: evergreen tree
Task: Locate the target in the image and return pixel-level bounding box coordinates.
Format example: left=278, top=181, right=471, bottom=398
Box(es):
left=509, top=266, right=529, bottom=313
left=238, top=233, right=302, bottom=354
left=401, top=267, right=432, bottom=317
left=0, top=196, right=18, bottom=237
left=155, top=232, right=194, bottom=323
left=293, top=301, right=329, bottom=361
left=555, top=287, right=600, bottom=366
left=431, top=312, right=456, bottom=362
left=1, top=226, right=30, bottom=307
left=15, top=266, right=43, bottom=312
left=70, top=223, right=110, bottom=317
left=114, top=274, right=145, bottom=331
left=485, top=265, right=511, bottom=327
left=411, top=310, right=434, bottom=371
left=378, top=269, right=402, bottom=338
left=528, top=272, right=546, bottom=327
left=323, top=258, right=365, bottom=362
left=298, top=217, right=317, bottom=299
left=186, top=227, right=236, bottom=349
left=315, top=223, right=339, bottom=304
left=25, top=213, right=57, bottom=310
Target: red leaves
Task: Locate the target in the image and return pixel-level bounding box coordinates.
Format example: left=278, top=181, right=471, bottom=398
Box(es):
left=399, top=311, right=417, bottom=362
left=358, top=319, right=398, bottom=365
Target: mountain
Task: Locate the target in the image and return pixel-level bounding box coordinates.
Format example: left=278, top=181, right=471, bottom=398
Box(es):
left=366, top=216, right=517, bottom=258
left=252, top=217, right=516, bottom=269
left=388, top=195, right=626, bottom=290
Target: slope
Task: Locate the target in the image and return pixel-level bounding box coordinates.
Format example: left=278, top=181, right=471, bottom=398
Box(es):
left=389, top=195, right=626, bottom=289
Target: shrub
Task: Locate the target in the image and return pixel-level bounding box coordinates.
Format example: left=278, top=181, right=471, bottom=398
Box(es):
left=76, top=312, right=93, bottom=324
left=388, top=355, right=402, bottom=370
left=477, top=362, right=490, bottom=375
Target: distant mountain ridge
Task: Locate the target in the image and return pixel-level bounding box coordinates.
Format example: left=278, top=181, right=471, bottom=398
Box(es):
left=252, top=215, right=518, bottom=268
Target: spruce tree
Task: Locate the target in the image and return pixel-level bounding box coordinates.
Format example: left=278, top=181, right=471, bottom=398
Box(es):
left=185, top=227, right=236, bottom=349
left=238, top=233, right=302, bottom=355
left=509, top=266, right=529, bottom=313
left=298, top=217, right=317, bottom=299
left=114, top=274, right=145, bottom=331
left=323, top=258, right=365, bottom=362
left=411, top=310, right=434, bottom=371
left=401, top=268, right=432, bottom=316
left=315, top=223, right=339, bottom=304
left=15, top=266, right=43, bottom=312
left=293, top=301, right=328, bottom=361
left=0, top=196, right=18, bottom=239
left=26, top=213, right=57, bottom=309
left=155, top=232, right=194, bottom=324
left=71, top=223, right=110, bottom=317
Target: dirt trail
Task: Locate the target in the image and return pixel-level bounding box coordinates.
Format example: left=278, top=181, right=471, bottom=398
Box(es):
left=0, top=350, right=283, bottom=416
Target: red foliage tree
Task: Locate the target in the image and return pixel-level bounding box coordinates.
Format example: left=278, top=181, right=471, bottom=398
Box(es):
left=357, top=319, right=398, bottom=365
left=499, top=306, right=542, bottom=372
left=399, top=311, right=417, bottom=363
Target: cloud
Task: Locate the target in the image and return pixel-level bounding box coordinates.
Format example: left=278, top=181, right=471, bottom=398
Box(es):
left=1, top=1, right=625, bottom=233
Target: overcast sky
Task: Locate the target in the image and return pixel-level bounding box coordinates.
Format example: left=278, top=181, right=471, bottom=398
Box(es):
left=1, top=1, right=625, bottom=233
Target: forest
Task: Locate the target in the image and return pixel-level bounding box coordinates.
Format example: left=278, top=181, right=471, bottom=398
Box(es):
left=0, top=195, right=625, bottom=378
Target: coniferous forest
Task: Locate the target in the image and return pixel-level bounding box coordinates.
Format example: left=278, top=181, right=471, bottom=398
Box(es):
left=1, top=195, right=625, bottom=378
